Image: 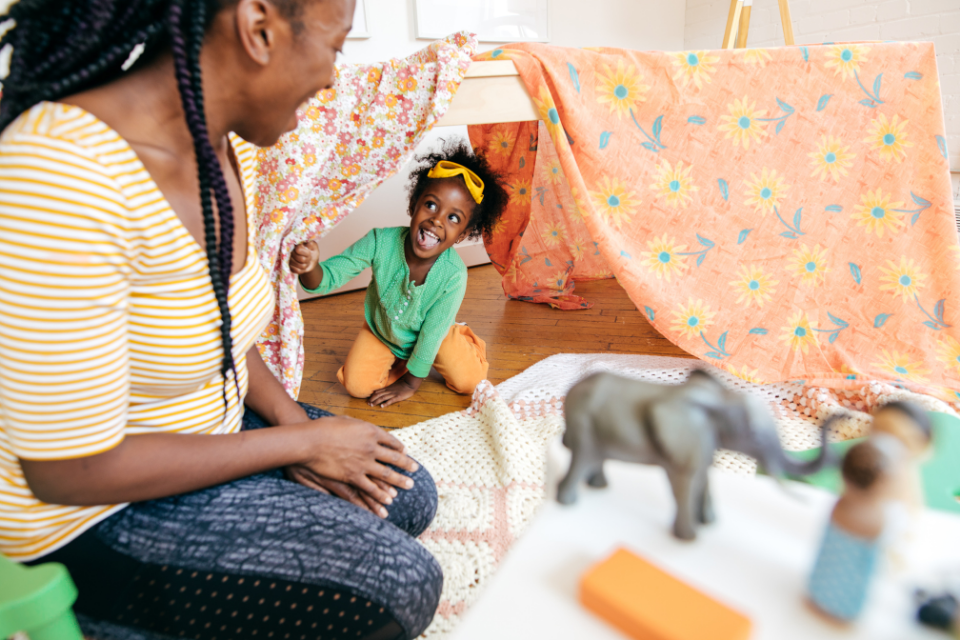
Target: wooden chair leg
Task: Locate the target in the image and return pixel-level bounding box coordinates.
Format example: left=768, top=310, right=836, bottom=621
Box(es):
left=778, top=0, right=796, bottom=45
left=722, top=0, right=742, bottom=49
left=735, top=0, right=752, bottom=49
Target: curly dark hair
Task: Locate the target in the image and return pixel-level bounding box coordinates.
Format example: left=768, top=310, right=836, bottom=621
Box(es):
left=405, top=139, right=508, bottom=241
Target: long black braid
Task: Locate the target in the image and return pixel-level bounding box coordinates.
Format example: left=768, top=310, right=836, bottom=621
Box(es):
left=167, top=0, right=239, bottom=407
left=0, top=0, right=303, bottom=415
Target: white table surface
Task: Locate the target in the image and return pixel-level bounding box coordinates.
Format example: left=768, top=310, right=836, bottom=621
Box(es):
left=449, top=439, right=960, bottom=640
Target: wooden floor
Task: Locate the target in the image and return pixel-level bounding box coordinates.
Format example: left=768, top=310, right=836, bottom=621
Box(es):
left=299, top=264, right=693, bottom=428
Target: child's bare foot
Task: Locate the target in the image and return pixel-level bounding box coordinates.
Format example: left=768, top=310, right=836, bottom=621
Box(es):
left=369, top=375, right=422, bottom=408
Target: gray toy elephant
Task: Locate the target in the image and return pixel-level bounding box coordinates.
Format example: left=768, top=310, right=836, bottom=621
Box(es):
left=557, top=369, right=836, bottom=540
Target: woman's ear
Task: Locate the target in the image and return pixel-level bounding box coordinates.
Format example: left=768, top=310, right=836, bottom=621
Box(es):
left=234, top=0, right=285, bottom=66
left=456, top=231, right=469, bottom=244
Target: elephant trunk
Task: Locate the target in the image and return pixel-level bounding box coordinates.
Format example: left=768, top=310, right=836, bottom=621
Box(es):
left=750, top=415, right=840, bottom=478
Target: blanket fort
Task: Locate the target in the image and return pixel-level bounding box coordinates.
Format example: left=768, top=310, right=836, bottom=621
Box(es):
left=468, top=42, right=959, bottom=400
left=253, top=33, right=476, bottom=397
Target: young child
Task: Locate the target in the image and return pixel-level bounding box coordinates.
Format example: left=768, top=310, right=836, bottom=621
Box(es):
left=290, top=141, right=508, bottom=408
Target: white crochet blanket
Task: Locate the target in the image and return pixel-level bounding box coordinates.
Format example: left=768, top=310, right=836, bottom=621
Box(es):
left=398, top=353, right=957, bottom=638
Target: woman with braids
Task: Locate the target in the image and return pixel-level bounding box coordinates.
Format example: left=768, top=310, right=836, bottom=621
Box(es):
left=0, top=1, right=442, bottom=639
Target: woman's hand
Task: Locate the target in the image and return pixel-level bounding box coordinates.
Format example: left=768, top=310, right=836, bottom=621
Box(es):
left=369, top=373, right=423, bottom=408
left=285, top=471, right=398, bottom=518
left=288, top=415, right=418, bottom=516
left=289, top=240, right=320, bottom=275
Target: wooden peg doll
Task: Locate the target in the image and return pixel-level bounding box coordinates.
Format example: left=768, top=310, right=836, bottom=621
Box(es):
left=869, top=401, right=933, bottom=514
left=807, top=438, right=901, bottom=622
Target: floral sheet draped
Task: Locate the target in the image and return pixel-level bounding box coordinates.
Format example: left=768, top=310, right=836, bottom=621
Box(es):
left=469, top=42, right=960, bottom=400
left=254, top=33, right=476, bottom=397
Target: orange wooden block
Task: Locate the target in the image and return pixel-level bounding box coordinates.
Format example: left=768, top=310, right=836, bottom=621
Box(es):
left=580, top=548, right=752, bottom=640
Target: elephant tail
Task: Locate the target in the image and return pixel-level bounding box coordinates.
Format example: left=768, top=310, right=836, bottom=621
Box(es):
left=771, top=414, right=843, bottom=477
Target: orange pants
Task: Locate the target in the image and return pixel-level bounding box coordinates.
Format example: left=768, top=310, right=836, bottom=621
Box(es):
left=337, top=323, right=489, bottom=398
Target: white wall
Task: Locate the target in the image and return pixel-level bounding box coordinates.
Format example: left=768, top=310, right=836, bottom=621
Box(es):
left=307, top=0, right=688, bottom=298
left=684, top=0, right=960, bottom=182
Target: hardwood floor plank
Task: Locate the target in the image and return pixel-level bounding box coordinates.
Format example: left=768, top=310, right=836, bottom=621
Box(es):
left=299, top=264, right=690, bottom=427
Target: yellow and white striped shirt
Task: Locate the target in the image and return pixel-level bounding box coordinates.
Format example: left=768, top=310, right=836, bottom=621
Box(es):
left=0, top=102, right=274, bottom=560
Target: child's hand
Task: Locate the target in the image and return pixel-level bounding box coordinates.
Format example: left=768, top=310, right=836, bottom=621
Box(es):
left=369, top=373, right=424, bottom=408
left=290, top=240, right=319, bottom=275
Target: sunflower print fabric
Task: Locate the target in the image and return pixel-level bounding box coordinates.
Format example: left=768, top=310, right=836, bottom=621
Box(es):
left=253, top=32, right=476, bottom=397
left=469, top=42, right=959, bottom=399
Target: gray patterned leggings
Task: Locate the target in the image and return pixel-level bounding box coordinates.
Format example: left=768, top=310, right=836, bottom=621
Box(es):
left=36, top=405, right=442, bottom=640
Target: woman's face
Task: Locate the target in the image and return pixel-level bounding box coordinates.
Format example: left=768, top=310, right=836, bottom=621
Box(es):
left=228, top=0, right=355, bottom=146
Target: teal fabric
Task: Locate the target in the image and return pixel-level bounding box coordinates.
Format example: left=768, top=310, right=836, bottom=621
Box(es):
left=303, top=227, right=467, bottom=377
left=808, top=521, right=880, bottom=621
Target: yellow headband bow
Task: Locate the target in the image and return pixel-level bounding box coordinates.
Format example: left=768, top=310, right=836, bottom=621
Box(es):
left=427, top=161, right=485, bottom=204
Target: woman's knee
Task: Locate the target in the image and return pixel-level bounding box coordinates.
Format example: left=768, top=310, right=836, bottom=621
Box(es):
left=387, top=462, right=437, bottom=537
left=383, top=538, right=443, bottom=638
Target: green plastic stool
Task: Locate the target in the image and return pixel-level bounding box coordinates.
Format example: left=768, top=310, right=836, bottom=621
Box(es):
left=784, top=411, right=960, bottom=514
left=0, top=553, right=83, bottom=640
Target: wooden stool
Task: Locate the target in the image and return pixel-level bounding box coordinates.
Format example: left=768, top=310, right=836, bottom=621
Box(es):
left=722, top=0, right=795, bottom=49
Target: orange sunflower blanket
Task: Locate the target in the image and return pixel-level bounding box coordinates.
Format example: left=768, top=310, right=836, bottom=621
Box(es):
left=468, top=42, right=960, bottom=400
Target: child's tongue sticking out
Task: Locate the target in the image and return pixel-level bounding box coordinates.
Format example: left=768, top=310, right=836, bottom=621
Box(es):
left=418, top=227, right=441, bottom=249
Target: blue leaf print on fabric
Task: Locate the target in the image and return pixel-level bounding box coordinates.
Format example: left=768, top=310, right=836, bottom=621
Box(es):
left=567, top=62, right=581, bottom=93
left=599, top=131, right=613, bottom=149
left=545, top=258, right=552, bottom=266
left=677, top=235, right=715, bottom=267
left=855, top=71, right=884, bottom=107
left=904, top=71, right=923, bottom=80
left=937, top=135, right=949, bottom=159
left=519, top=156, right=525, bottom=169
left=491, top=49, right=504, bottom=58
left=874, top=313, right=892, bottom=328
left=621, top=250, right=632, bottom=259
left=644, top=306, right=655, bottom=321
left=891, top=191, right=933, bottom=226
left=718, top=179, right=729, bottom=201
left=737, top=229, right=752, bottom=244
left=800, top=46, right=809, bottom=61
left=825, top=205, right=843, bottom=212
left=701, top=331, right=731, bottom=360
left=849, top=262, right=862, bottom=284
left=630, top=109, right=667, bottom=153
left=519, top=247, right=532, bottom=265
left=688, top=115, right=707, bottom=125
left=816, top=94, right=833, bottom=111
left=814, top=313, right=849, bottom=343
left=756, top=98, right=794, bottom=134
left=915, top=297, right=951, bottom=330
left=749, top=328, right=769, bottom=335
left=774, top=206, right=804, bottom=238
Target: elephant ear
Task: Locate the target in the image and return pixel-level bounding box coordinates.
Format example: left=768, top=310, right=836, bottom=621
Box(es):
left=682, top=370, right=728, bottom=412
left=687, top=368, right=722, bottom=387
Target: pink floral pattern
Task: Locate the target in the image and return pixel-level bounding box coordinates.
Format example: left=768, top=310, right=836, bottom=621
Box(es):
left=253, top=33, right=477, bottom=397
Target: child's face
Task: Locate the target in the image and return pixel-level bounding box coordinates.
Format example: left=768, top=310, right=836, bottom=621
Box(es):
left=408, top=178, right=474, bottom=261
